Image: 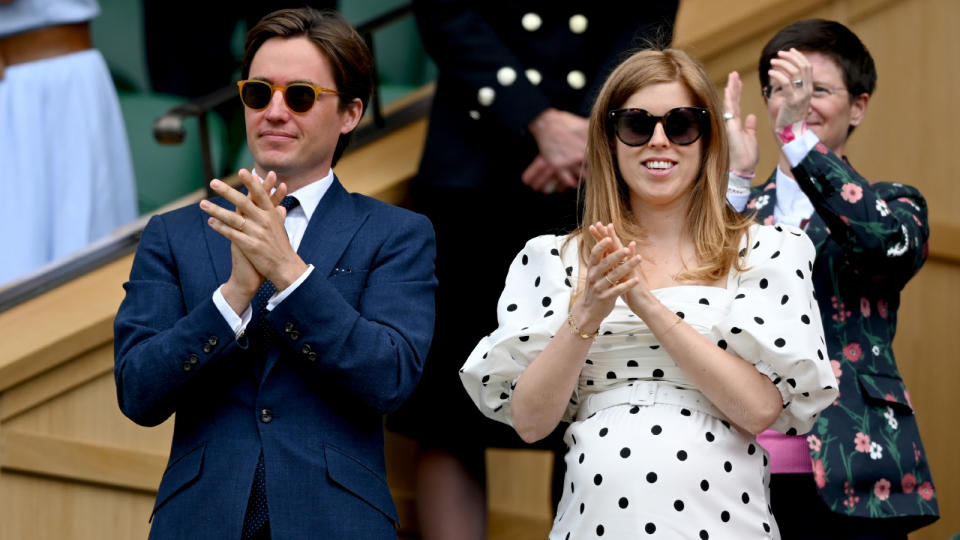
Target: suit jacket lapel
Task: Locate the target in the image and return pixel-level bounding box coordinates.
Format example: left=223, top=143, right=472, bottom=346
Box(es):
left=295, top=177, right=368, bottom=273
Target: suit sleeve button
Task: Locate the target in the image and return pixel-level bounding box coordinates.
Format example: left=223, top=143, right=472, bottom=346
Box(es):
left=202, top=343, right=212, bottom=353
left=182, top=362, right=193, bottom=372
left=284, top=322, right=295, bottom=332
left=301, top=344, right=312, bottom=355
left=288, top=330, right=300, bottom=341
left=307, top=352, right=317, bottom=362
left=207, top=336, right=218, bottom=346
left=259, top=409, right=273, bottom=423
left=189, top=354, right=199, bottom=364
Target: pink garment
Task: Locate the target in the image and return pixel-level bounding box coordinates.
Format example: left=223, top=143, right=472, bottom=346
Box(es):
left=757, top=430, right=813, bottom=474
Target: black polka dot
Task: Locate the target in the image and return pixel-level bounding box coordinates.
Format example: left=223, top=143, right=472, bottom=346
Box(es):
left=699, top=298, right=710, bottom=305
left=796, top=269, right=804, bottom=278
left=651, top=425, right=662, bottom=435
left=747, top=444, right=756, bottom=455
left=680, top=408, right=691, bottom=416
left=774, top=338, right=786, bottom=347
left=649, top=345, right=660, bottom=350
left=801, top=314, right=810, bottom=324
left=754, top=241, right=760, bottom=249
left=817, top=349, right=824, bottom=360
left=534, top=276, right=540, bottom=287
left=723, top=461, right=732, bottom=472
left=594, top=474, right=603, bottom=485
left=618, top=497, right=629, bottom=509
left=645, top=523, right=656, bottom=534
left=674, top=500, right=684, bottom=511
left=735, top=293, right=746, bottom=299
left=580, top=503, right=585, bottom=514
left=566, top=533, right=570, bottom=540
left=599, top=427, right=608, bottom=437
left=677, top=450, right=688, bottom=461
left=570, top=482, right=575, bottom=493
left=700, top=479, right=710, bottom=491
left=578, top=453, right=585, bottom=464
left=542, top=297, right=552, bottom=307
left=705, top=432, right=715, bottom=442
left=620, top=447, right=631, bottom=458
left=519, top=336, right=529, bottom=342
left=721, top=420, right=731, bottom=429
left=742, top=492, right=750, bottom=504
left=721, top=510, right=730, bottom=522
left=596, top=524, right=604, bottom=536
left=771, top=250, right=781, bottom=259
left=786, top=428, right=798, bottom=436
left=499, top=392, right=509, bottom=400
left=521, top=254, right=528, bottom=265
left=763, top=522, right=771, bottom=532
left=606, top=371, right=616, bottom=379
left=481, top=375, right=490, bottom=383
left=550, top=248, right=559, bottom=256
left=544, top=310, right=554, bottom=317
left=646, top=472, right=657, bottom=483
left=566, top=266, right=573, bottom=276
left=676, top=311, right=685, bottom=319
left=629, top=406, right=639, bottom=414
left=586, top=380, right=594, bottom=386
left=717, top=339, right=727, bottom=350
left=507, top=304, right=517, bottom=312
left=627, top=360, right=639, bottom=367
left=731, top=327, right=742, bottom=334
left=653, top=368, right=664, bottom=378
left=754, top=316, right=765, bottom=324
left=759, top=278, right=768, bottom=289
left=699, top=530, right=709, bottom=540
left=585, top=359, right=594, bottom=364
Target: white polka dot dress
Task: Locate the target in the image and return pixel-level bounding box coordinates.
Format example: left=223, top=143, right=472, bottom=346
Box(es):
left=460, top=225, right=838, bottom=539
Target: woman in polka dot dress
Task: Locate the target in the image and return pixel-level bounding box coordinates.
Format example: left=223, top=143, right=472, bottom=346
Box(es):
left=460, top=49, right=839, bottom=539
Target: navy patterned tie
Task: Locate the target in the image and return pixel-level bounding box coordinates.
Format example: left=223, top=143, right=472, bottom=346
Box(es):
left=241, top=196, right=297, bottom=540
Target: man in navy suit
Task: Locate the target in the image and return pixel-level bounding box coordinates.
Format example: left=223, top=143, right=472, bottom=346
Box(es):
left=113, top=8, right=437, bottom=539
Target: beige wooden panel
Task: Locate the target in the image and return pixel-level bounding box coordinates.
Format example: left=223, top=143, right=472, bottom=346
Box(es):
left=6, top=370, right=174, bottom=454
left=0, top=471, right=155, bottom=540
left=894, top=260, right=960, bottom=540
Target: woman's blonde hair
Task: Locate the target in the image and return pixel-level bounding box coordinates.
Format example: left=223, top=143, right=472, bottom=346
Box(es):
left=577, top=48, right=752, bottom=282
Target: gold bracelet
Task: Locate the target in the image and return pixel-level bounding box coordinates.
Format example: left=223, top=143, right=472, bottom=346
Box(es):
left=567, top=312, right=599, bottom=339
left=663, top=313, right=684, bottom=336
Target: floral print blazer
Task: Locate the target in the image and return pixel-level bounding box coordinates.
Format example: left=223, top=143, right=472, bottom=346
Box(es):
left=745, top=141, right=939, bottom=530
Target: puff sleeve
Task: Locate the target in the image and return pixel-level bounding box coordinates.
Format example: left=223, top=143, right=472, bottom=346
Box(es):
left=460, top=235, right=576, bottom=426
left=717, top=225, right=839, bottom=435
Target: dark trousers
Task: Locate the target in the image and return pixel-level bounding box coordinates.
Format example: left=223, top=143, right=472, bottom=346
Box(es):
left=770, top=474, right=908, bottom=540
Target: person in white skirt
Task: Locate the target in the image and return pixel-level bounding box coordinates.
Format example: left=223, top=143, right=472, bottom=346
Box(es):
left=0, top=0, right=136, bottom=286
left=460, top=48, right=839, bottom=539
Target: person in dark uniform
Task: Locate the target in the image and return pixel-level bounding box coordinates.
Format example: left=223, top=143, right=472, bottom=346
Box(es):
left=386, top=2, right=678, bottom=538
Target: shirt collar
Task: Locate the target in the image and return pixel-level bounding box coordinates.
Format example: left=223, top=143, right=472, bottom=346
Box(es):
left=252, top=168, right=334, bottom=223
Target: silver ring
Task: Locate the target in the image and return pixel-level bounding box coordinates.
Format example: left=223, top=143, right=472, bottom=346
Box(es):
left=793, top=79, right=804, bottom=88
left=722, top=112, right=735, bottom=121
left=543, top=182, right=556, bottom=194
left=604, top=274, right=615, bottom=286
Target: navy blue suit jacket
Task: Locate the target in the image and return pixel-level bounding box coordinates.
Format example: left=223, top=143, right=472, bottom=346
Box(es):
left=114, top=178, right=437, bottom=539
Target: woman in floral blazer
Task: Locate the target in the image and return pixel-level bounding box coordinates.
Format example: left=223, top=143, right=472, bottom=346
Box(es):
left=724, top=19, right=939, bottom=539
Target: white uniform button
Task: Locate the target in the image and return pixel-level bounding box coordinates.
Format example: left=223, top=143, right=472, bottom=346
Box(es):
left=569, top=14, right=588, bottom=34
left=468, top=110, right=481, bottom=120
left=477, top=86, right=496, bottom=106
left=521, top=12, right=542, bottom=32
left=525, top=69, right=542, bottom=86
left=567, top=70, right=586, bottom=90
left=496, top=67, right=517, bottom=86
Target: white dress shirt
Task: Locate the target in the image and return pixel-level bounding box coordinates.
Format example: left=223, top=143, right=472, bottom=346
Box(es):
left=727, top=129, right=820, bottom=229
